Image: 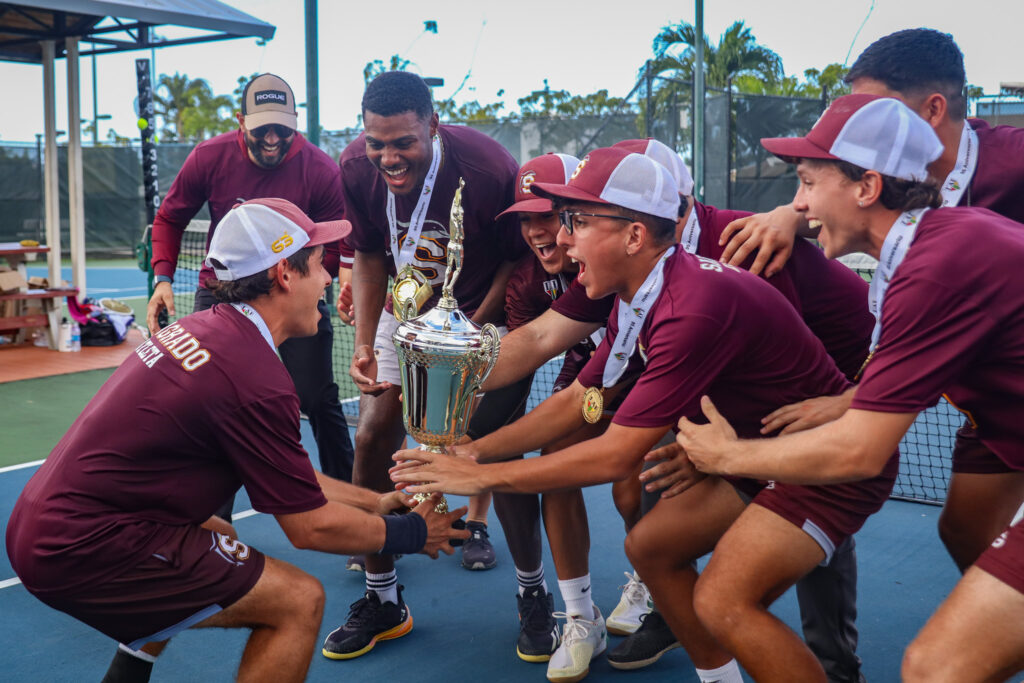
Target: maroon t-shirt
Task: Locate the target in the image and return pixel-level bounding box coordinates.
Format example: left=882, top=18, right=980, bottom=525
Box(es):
left=553, top=202, right=873, bottom=379
left=851, top=207, right=1024, bottom=469
left=340, top=124, right=523, bottom=318
left=6, top=305, right=328, bottom=596
left=151, top=130, right=346, bottom=282
left=967, top=119, right=1024, bottom=223
left=505, top=254, right=595, bottom=390
left=576, top=249, right=850, bottom=435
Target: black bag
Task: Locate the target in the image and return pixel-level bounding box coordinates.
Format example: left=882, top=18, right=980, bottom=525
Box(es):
left=81, top=313, right=122, bottom=346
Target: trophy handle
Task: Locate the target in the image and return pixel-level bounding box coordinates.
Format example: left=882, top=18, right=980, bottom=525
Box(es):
left=477, top=323, right=502, bottom=383
left=400, top=297, right=418, bottom=322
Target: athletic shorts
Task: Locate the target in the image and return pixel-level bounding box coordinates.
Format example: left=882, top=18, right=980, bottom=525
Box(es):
left=728, top=453, right=898, bottom=564
left=373, top=313, right=403, bottom=386
left=31, top=525, right=264, bottom=649
left=951, top=421, right=1014, bottom=474
left=975, top=503, right=1024, bottom=594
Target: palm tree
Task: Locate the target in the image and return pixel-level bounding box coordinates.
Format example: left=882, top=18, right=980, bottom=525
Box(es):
left=153, top=73, right=209, bottom=141
left=650, top=20, right=783, bottom=91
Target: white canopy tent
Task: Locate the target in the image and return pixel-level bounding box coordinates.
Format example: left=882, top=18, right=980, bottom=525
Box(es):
left=0, top=0, right=275, bottom=296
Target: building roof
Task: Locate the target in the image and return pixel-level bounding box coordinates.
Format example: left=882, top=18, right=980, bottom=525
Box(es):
left=0, top=0, right=275, bottom=64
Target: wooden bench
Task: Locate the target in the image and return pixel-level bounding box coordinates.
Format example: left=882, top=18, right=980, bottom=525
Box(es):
left=0, top=287, right=79, bottom=349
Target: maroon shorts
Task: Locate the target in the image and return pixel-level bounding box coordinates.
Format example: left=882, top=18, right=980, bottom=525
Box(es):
left=728, top=453, right=898, bottom=563
left=951, top=422, right=1015, bottom=474
left=975, top=514, right=1024, bottom=594
left=30, top=525, right=264, bottom=648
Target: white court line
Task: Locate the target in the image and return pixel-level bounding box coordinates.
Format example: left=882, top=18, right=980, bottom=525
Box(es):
left=0, top=577, right=22, bottom=589
left=0, top=459, right=44, bottom=474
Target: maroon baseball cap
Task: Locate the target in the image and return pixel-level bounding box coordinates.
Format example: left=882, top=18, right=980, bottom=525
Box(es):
left=530, top=147, right=680, bottom=221
left=761, top=94, right=943, bottom=181
left=496, top=153, right=580, bottom=218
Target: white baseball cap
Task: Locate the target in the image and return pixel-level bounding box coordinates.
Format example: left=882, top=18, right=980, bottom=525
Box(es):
left=761, top=94, right=943, bottom=181
left=529, top=147, right=680, bottom=222
left=613, top=138, right=695, bottom=197
left=206, top=198, right=351, bottom=281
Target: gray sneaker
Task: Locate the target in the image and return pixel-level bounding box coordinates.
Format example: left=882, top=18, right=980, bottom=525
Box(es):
left=606, top=609, right=680, bottom=670
left=461, top=521, right=497, bottom=570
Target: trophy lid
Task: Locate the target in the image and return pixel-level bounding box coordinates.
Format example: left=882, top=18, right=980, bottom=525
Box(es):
left=393, top=302, right=484, bottom=354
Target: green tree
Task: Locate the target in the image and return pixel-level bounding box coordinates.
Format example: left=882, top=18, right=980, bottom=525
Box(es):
left=650, top=20, right=783, bottom=90
left=154, top=73, right=236, bottom=142
left=363, top=54, right=412, bottom=85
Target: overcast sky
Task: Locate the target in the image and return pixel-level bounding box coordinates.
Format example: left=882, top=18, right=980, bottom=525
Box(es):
left=2, top=0, right=1021, bottom=143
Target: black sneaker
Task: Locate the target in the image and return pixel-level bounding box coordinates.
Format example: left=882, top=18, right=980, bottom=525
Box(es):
left=516, top=586, right=560, bottom=662
left=606, top=609, right=680, bottom=670
left=461, top=521, right=497, bottom=570
left=322, top=586, right=413, bottom=660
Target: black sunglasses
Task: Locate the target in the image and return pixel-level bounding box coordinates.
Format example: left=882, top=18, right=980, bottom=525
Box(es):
left=558, top=210, right=632, bottom=235
left=250, top=124, right=295, bottom=139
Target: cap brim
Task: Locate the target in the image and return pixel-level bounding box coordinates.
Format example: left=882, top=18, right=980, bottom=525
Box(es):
left=244, top=110, right=298, bottom=131
left=530, top=181, right=612, bottom=207
left=306, top=219, right=352, bottom=247
left=496, top=197, right=555, bottom=219
left=760, top=136, right=838, bottom=163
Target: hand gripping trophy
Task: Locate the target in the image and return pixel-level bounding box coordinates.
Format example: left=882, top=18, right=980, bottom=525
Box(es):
left=392, top=179, right=501, bottom=512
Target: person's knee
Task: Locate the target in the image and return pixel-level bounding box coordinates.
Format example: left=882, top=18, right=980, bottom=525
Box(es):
left=624, top=523, right=662, bottom=573
left=286, top=571, right=326, bottom=626
left=901, top=636, right=944, bottom=683
left=693, top=572, right=741, bottom=639
left=612, top=478, right=641, bottom=529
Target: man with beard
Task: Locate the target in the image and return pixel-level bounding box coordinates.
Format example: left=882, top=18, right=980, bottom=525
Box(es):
left=146, top=73, right=354, bottom=500
left=323, top=70, right=522, bottom=660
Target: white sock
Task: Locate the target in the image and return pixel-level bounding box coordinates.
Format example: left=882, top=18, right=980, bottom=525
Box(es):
left=516, top=565, right=547, bottom=596
left=365, top=569, right=398, bottom=605
left=695, top=659, right=743, bottom=683
left=558, top=574, right=594, bottom=617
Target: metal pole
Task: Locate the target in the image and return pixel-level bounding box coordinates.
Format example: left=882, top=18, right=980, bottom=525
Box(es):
left=41, top=41, right=61, bottom=289
left=694, top=0, right=705, bottom=201
left=66, top=37, right=87, bottom=297
left=645, top=60, right=653, bottom=138
left=91, top=52, right=98, bottom=145
left=305, top=0, right=320, bottom=146
left=726, top=76, right=733, bottom=209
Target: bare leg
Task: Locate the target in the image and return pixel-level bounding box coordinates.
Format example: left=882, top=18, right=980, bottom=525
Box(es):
left=353, top=387, right=405, bottom=575
left=625, top=476, right=744, bottom=670
left=694, top=504, right=827, bottom=682
left=197, top=556, right=325, bottom=683
left=903, top=566, right=1024, bottom=682
left=468, top=492, right=492, bottom=524
left=939, top=470, right=1024, bottom=571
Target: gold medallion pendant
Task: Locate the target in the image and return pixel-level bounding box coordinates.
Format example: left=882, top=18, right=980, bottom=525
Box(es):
left=582, top=386, right=604, bottom=424
left=392, top=264, right=433, bottom=321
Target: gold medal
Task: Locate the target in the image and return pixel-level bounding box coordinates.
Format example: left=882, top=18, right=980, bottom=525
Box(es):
left=582, top=386, right=604, bottom=424
left=392, top=265, right=433, bottom=321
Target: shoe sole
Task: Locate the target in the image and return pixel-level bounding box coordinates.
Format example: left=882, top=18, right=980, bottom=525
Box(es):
left=345, top=563, right=364, bottom=572
left=605, top=621, right=639, bottom=636
left=517, top=647, right=553, bottom=663
left=461, top=559, right=497, bottom=570
left=321, top=613, right=414, bottom=660
left=607, top=641, right=681, bottom=670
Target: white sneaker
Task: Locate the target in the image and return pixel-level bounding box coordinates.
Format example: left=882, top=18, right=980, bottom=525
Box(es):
left=605, top=571, right=652, bottom=636
left=546, top=607, right=607, bottom=683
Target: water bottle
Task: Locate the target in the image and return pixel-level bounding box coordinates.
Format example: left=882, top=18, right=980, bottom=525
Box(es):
left=59, top=317, right=73, bottom=352
left=70, top=320, right=81, bottom=352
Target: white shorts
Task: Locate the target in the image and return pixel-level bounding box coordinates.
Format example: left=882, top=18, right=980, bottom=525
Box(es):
left=373, top=312, right=403, bottom=386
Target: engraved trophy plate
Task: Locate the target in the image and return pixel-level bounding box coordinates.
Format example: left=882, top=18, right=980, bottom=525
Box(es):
left=392, top=264, right=433, bottom=322
left=393, top=179, right=500, bottom=512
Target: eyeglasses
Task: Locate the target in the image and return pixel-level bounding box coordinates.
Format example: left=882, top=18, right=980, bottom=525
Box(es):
left=558, top=210, right=632, bottom=235
left=250, top=124, right=295, bottom=139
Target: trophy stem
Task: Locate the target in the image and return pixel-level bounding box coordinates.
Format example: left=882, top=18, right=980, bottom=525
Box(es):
left=410, top=444, right=449, bottom=513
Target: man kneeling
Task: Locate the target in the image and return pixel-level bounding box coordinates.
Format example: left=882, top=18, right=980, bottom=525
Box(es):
left=5, top=198, right=466, bottom=683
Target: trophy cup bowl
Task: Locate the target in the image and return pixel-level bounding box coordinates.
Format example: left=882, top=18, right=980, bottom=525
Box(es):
left=392, top=305, right=500, bottom=512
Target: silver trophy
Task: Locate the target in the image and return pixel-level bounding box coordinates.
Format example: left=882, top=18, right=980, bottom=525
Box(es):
left=393, top=178, right=501, bottom=512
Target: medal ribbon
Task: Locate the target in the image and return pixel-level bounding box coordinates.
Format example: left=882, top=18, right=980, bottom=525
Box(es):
left=386, top=134, right=442, bottom=272
left=231, top=302, right=276, bottom=352
left=940, top=122, right=979, bottom=207
left=868, top=208, right=930, bottom=351
left=602, top=246, right=676, bottom=387
left=679, top=205, right=700, bottom=254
